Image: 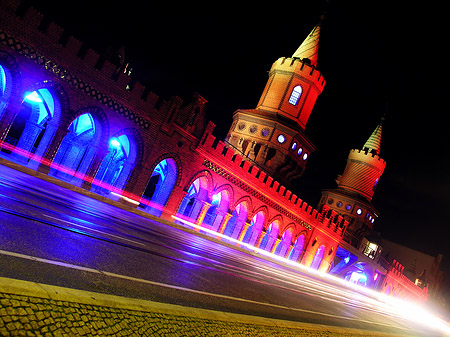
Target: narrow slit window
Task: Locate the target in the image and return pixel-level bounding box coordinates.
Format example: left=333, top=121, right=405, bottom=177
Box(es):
left=288, top=85, right=302, bottom=105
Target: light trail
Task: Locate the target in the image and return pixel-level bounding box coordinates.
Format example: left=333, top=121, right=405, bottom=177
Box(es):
left=172, top=215, right=450, bottom=335
left=1, top=143, right=449, bottom=334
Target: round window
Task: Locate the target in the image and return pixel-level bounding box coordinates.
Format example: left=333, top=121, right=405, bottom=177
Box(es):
left=237, top=122, right=246, bottom=131
left=249, top=125, right=257, bottom=134
left=302, top=153, right=308, bottom=161
left=297, top=147, right=303, bottom=156
left=356, top=208, right=363, bottom=215
left=277, top=134, right=286, bottom=143
left=336, top=201, right=343, bottom=208
left=261, top=128, right=270, bottom=137
left=345, top=204, right=352, bottom=211
left=291, top=142, right=297, bottom=151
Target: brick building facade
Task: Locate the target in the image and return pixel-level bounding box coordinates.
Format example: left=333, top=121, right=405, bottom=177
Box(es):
left=0, top=0, right=439, bottom=304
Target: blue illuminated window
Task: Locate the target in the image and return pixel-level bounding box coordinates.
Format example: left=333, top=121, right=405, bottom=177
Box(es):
left=288, top=85, right=302, bottom=105
left=0, top=65, right=6, bottom=97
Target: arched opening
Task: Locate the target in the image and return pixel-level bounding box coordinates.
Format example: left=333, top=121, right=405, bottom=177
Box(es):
left=222, top=202, right=248, bottom=239
left=3, top=88, right=60, bottom=164
left=343, top=262, right=372, bottom=287
left=242, top=210, right=265, bottom=246
left=202, top=189, right=230, bottom=232
left=177, top=176, right=209, bottom=222
left=259, top=220, right=280, bottom=251
left=142, top=158, right=178, bottom=217
left=0, top=64, right=11, bottom=120
left=288, top=85, right=302, bottom=106
left=274, top=227, right=294, bottom=257
left=310, top=245, right=325, bottom=270
left=93, top=134, right=136, bottom=195
left=288, top=234, right=305, bottom=262
left=50, top=113, right=98, bottom=184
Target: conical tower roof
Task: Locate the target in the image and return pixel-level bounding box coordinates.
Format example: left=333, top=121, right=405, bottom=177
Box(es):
left=363, top=119, right=384, bottom=155
left=292, top=24, right=320, bottom=66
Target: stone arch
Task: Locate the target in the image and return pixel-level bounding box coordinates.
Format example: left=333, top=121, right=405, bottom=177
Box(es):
left=264, top=214, right=283, bottom=231
left=111, top=127, right=144, bottom=166
left=259, top=217, right=281, bottom=251
left=242, top=206, right=268, bottom=245
left=3, top=80, right=68, bottom=166
left=0, top=52, right=21, bottom=122
left=143, top=156, right=180, bottom=217
left=231, top=196, right=253, bottom=215
left=223, top=196, right=251, bottom=239
left=148, top=152, right=183, bottom=187
left=203, top=184, right=233, bottom=232
left=177, top=171, right=212, bottom=223
left=274, top=224, right=295, bottom=257
left=49, top=107, right=105, bottom=185
left=183, top=169, right=213, bottom=195
left=288, top=230, right=308, bottom=262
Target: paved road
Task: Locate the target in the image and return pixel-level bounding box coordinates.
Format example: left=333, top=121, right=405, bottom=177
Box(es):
left=0, top=163, right=446, bottom=336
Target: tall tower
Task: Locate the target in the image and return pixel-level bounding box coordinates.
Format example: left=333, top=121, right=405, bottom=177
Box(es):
left=226, top=25, right=326, bottom=187
left=319, top=119, right=386, bottom=247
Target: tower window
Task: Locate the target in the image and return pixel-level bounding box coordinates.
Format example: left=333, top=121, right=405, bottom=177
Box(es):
left=277, top=134, right=286, bottom=143
left=288, top=85, right=302, bottom=105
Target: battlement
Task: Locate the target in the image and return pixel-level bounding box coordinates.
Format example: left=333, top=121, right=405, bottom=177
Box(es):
left=271, top=57, right=326, bottom=91
left=0, top=0, right=159, bottom=120
left=389, top=260, right=429, bottom=300
left=349, top=148, right=386, bottom=170
left=199, top=133, right=347, bottom=238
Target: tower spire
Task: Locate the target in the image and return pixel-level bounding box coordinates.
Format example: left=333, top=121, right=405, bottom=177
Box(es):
left=363, top=117, right=384, bottom=156
left=292, top=23, right=321, bottom=67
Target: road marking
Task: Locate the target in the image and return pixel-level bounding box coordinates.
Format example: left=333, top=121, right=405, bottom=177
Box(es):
left=0, top=249, right=410, bottom=331
left=42, top=214, right=146, bottom=247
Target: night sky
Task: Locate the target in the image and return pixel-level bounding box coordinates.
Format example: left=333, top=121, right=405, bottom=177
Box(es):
left=29, top=1, right=450, bottom=291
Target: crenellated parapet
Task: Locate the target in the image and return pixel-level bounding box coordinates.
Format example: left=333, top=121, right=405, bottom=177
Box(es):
left=198, top=132, right=347, bottom=240
left=383, top=259, right=429, bottom=302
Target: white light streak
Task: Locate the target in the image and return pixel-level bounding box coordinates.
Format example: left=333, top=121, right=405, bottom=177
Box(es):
left=172, top=215, right=450, bottom=335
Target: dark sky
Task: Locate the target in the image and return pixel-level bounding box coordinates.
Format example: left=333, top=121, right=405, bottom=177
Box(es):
left=30, top=1, right=450, bottom=287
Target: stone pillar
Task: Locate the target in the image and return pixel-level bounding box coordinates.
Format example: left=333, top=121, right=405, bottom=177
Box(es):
left=271, top=238, right=282, bottom=254
left=237, top=222, right=251, bottom=242
left=216, top=212, right=232, bottom=238
left=285, top=244, right=295, bottom=259
left=29, top=123, right=58, bottom=170
left=34, top=124, right=68, bottom=173
left=11, top=120, right=43, bottom=162
left=81, top=149, right=108, bottom=191
left=254, top=230, right=266, bottom=248
left=194, top=201, right=212, bottom=231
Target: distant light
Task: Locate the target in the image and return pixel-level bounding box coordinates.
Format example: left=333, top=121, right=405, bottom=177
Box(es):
left=24, top=91, right=42, bottom=103
left=110, top=138, right=121, bottom=148
left=211, top=193, right=221, bottom=205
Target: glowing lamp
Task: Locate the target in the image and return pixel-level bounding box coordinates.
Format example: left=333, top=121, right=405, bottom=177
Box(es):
left=110, top=138, right=121, bottom=148
left=24, top=91, right=42, bottom=103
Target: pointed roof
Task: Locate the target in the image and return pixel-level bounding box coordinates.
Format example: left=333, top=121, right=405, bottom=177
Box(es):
left=292, top=24, right=320, bottom=66
left=363, top=118, right=384, bottom=155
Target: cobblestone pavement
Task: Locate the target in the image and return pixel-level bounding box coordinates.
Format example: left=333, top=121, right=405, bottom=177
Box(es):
left=0, top=290, right=405, bottom=337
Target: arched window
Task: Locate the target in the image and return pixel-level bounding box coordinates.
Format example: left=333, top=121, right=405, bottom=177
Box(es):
left=288, top=85, right=302, bottom=106
left=0, top=64, right=11, bottom=119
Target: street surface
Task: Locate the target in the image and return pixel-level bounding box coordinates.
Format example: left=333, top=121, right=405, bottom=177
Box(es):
left=0, top=163, right=447, bottom=336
